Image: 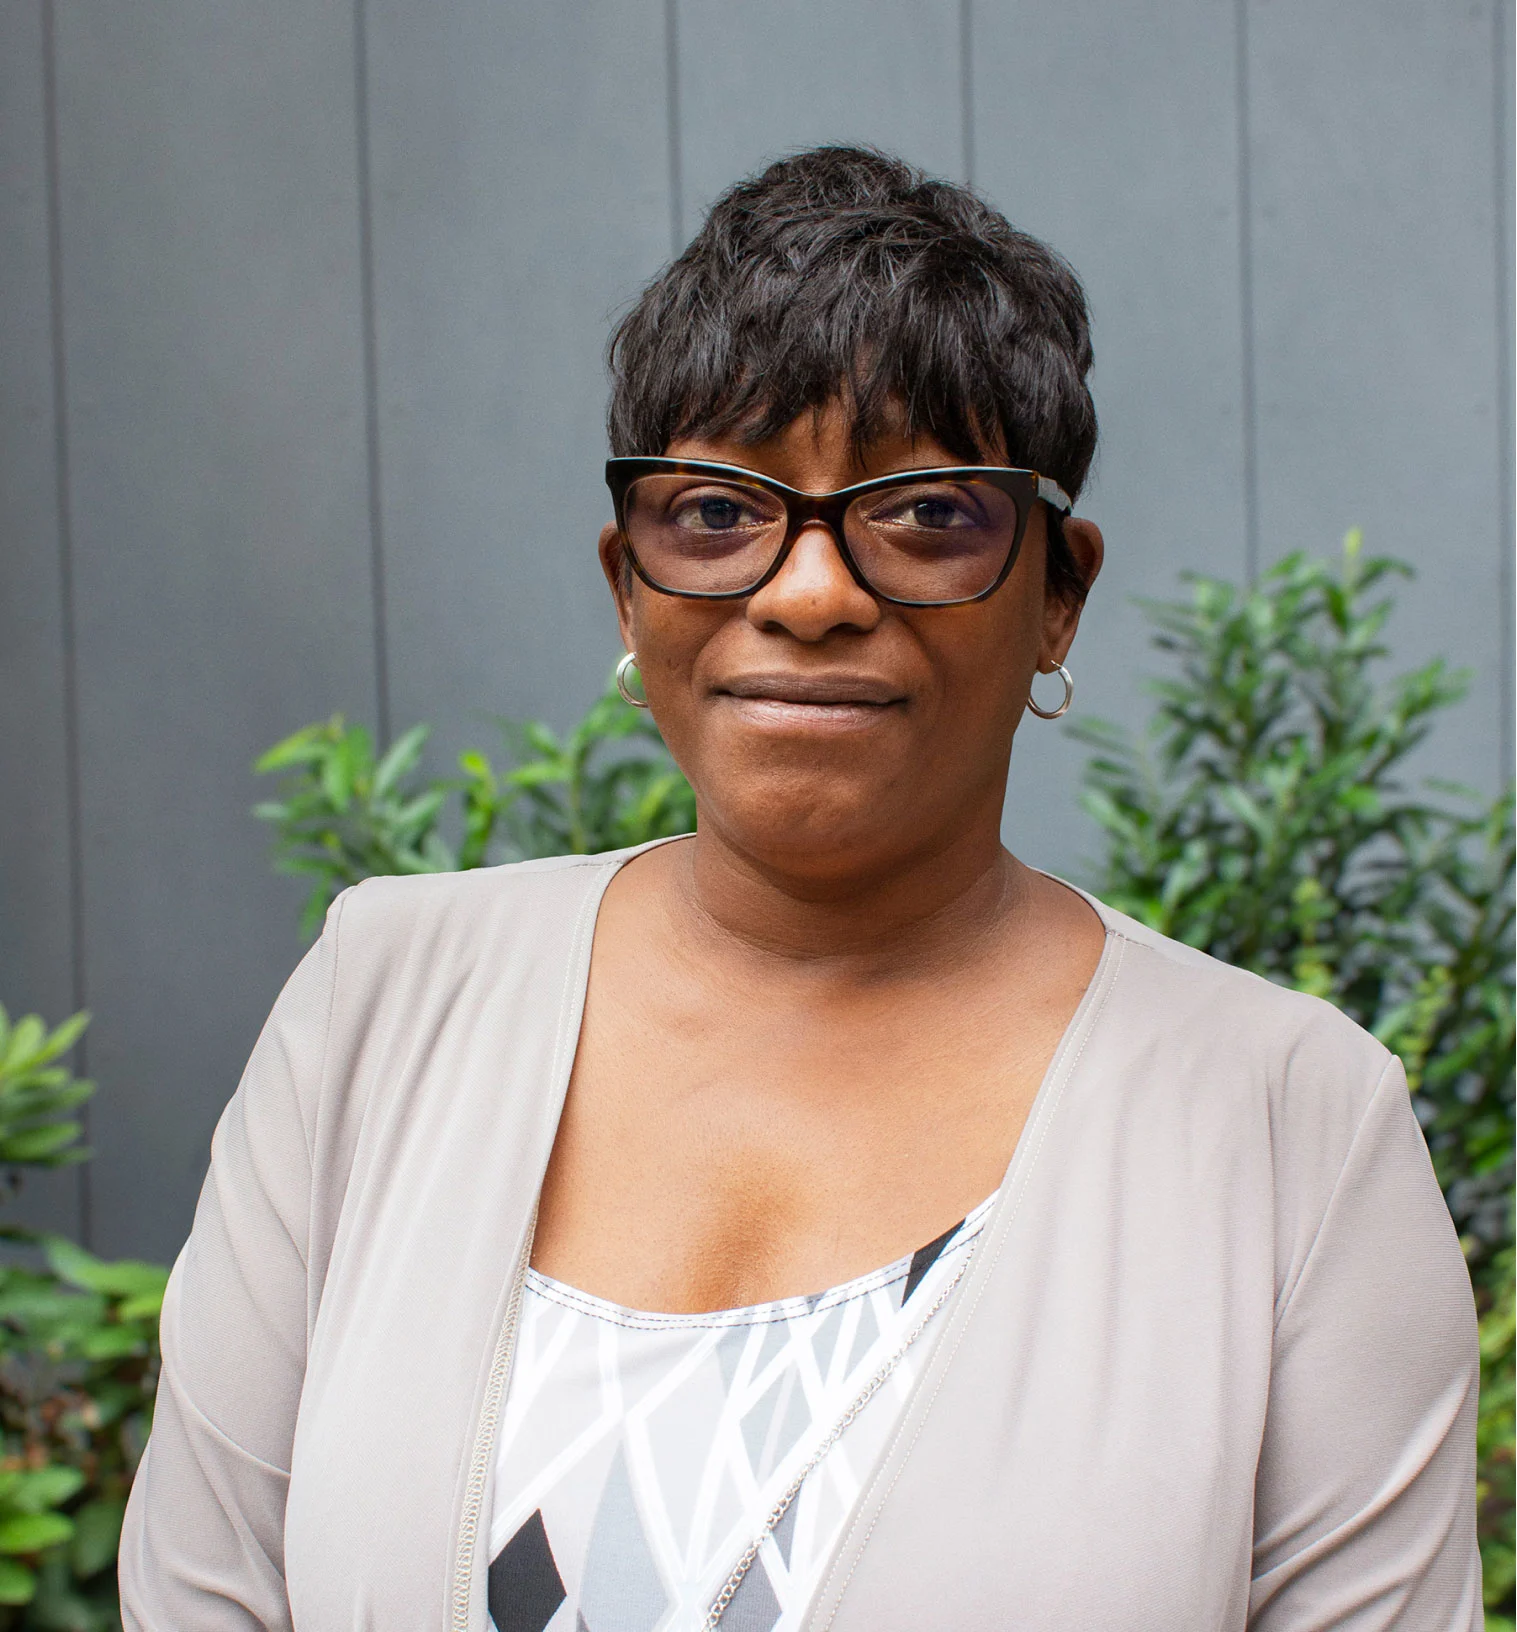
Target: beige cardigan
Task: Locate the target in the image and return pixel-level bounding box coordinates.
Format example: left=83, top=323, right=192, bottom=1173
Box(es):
left=119, top=845, right=1483, bottom=1630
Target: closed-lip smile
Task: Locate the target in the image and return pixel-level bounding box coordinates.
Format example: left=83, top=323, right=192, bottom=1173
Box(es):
left=716, top=672, right=906, bottom=707
left=712, top=673, right=908, bottom=731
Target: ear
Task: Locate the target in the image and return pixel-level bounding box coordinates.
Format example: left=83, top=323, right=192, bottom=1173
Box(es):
left=1040, top=516, right=1104, bottom=671
left=598, top=522, right=637, bottom=652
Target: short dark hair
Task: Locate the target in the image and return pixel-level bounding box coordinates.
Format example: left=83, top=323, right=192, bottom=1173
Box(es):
left=606, top=145, right=1098, bottom=603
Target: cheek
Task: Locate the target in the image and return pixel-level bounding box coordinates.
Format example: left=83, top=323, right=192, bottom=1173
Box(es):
left=628, top=588, right=724, bottom=676
left=626, top=599, right=730, bottom=751
left=913, top=596, right=1042, bottom=733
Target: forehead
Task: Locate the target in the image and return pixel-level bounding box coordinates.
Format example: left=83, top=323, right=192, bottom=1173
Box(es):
left=666, top=398, right=1000, bottom=488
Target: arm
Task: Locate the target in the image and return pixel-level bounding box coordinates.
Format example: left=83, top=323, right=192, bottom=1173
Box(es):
left=119, top=897, right=344, bottom=1631
left=1249, top=1056, right=1484, bottom=1629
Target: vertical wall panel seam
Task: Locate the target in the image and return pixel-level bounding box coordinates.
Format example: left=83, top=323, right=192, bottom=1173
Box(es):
left=959, top=0, right=974, bottom=188
left=665, top=0, right=683, bottom=257
left=1494, top=0, right=1514, bottom=779
left=353, top=0, right=391, bottom=743
left=39, top=0, right=88, bottom=1247
left=1233, top=0, right=1260, bottom=584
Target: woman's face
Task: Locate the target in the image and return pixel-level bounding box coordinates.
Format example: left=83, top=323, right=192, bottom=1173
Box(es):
left=599, top=403, right=1103, bottom=883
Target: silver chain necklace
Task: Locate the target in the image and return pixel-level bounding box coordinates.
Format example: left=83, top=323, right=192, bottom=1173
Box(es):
left=703, top=1241, right=977, bottom=1629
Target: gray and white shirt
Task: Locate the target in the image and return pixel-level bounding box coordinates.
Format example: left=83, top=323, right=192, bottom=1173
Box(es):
left=487, top=1196, right=997, bottom=1632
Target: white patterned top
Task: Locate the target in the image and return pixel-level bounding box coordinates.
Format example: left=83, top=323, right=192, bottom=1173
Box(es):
left=485, top=1194, right=996, bottom=1632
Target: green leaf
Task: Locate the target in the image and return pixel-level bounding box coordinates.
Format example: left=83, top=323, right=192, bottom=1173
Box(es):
left=32, top=1011, right=89, bottom=1067
left=372, top=723, right=431, bottom=798
left=117, top=1289, right=167, bottom=1322
left=1, top=1016, right=45, bottom=1074
left=69, top=1500, right=124, bottom=1580
left=9, top=1468, right=85, bottom=1513
left=77, top=1323, right=146, bottom=1360
left=506, top=760, right=570, bottom=791
left=0, top=1122, right=84, bottom=1163
left=0, top=1558, right=34, bottom=1604
left=521, top=721, right=562, bottom=759
left=42, top=1237, right=168, bottom=1300
left=254, top=718, right=341, bottom=774
left=0, top=1512, right=74, bottom=1555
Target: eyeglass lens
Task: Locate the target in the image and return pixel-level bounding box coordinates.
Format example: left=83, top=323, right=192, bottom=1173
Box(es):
left=621, top=474, right=1022, bottom=602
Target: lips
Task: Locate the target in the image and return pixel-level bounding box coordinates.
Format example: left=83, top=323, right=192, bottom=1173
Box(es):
left=711, top=672, right=908, bottom=734
left=715, top=673, right=906, bottom=707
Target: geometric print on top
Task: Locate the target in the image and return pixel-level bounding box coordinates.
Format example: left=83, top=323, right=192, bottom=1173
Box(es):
left=486, top=1192, right=996, bottom=1632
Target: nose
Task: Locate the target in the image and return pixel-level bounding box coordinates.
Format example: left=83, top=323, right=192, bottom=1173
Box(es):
left=745, top=520, right=881, bottom=641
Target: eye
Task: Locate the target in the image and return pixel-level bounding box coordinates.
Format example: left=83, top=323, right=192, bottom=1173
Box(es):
left=695, top=495, right=744, bottom=530
left=667, top=484, right=777, bottom=534
left=867, top=484, right=986, bottom=531
left=906, top=494, right=969, bottom=529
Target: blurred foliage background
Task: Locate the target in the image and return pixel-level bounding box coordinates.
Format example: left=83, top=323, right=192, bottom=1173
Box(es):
left=252, top=672, right=697, bottom=938
left=0, top=1010, right=166, bottom=1629
left=3, top=544, right=1510, bottom=1624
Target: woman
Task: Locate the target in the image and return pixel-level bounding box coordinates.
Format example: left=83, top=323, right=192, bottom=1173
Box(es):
left=120, top=148, right=1480, bottom=1631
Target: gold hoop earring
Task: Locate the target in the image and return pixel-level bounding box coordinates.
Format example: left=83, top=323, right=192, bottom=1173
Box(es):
left=1027, top=662, right=1074, bottom=720
left=615, top=651, right=650, bottom=709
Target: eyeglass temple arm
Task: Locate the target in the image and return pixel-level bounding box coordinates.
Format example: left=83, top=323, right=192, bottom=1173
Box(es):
left=1037, top=477, right=1073, bottom=515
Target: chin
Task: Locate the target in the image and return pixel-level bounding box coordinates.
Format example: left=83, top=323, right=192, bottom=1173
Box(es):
left=704, top=774, right=911, bottom=877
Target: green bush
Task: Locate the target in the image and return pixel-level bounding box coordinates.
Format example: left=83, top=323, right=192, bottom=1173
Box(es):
left=0, top=1013, right=93, bottom=1185
left=254, top=670, right=696, bottom=936
left=1481, top=1248, right=1516, bottom=1622
left=1073, top=535, right=1514, bottom=1614
left=0, top=1007, right=167, bottom=1630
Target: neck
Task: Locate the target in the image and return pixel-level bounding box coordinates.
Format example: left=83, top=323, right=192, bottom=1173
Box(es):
left=667, top=808, right=1028, bottom=978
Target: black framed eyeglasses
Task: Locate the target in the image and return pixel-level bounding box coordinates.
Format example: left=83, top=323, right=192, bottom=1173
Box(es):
left=604, top=457, right=1073, bottom=608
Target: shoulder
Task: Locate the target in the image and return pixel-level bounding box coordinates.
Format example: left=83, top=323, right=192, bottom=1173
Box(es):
left=255, top=850, right=649, bottom=1193
left=1072, top=893, right=1435, bottom=1311
left=321, top=846, right=646, bottom=978
left=1088, top=890, right=1393, bottom=1086
left=1079, top=890, right=1400, bottom=1184
left=302, top=846, right=655, bottom=1065
left=245, top=848, right=632, bottom=1095
left=331, top=847, right=627, bottom=934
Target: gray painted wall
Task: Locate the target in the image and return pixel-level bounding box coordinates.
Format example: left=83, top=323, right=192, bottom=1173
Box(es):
left=1, top=0, right=1511, bottom=1264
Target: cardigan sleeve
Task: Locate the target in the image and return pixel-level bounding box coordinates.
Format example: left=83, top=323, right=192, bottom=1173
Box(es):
left=1248, top=1054, right=1484, bottom=1628
left=118, top=893, right=345, bottom=1631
